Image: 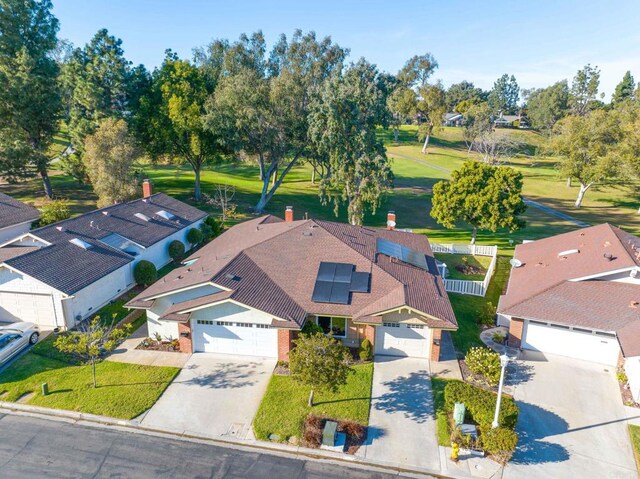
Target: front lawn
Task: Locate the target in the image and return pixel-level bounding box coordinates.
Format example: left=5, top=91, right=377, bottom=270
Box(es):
left=0, top=353, right=178, bottom=419
left=432, top=376, right=452, bottom=446
left=434, top=253, right=493, bottom=281
left=630, top=424, right=640, bottom=472
left=253, top=363, right=373, bottom=441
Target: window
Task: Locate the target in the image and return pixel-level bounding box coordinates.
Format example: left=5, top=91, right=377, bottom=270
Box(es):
left=572, top=327, right=593, bottom=334
left=216, top=321, right=232, bottom=326
left=256, top=324, right=272, bottom=329
left=595, top=331, right=616, bottom=338
left=383, top=322, right=400, bottom=328
left=549, top=323, right=570, bottom=329
left=407, top=324, right=425, bottom=329
left=197, top=320, right=214, bottom=325
left=235, top=323, right=253, bottom=328
left=0, top=333, right=20, bottom=350
left=316, top=316, right=346, bottom=337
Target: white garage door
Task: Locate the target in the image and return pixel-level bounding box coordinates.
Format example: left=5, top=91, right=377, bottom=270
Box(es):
left=523, top=321, right=620, bottom=366
left=193, top=320, right=278, bottom=358
left=375, top=323, right=431, bottom=358
left=0, top=292, right=57, bottom=327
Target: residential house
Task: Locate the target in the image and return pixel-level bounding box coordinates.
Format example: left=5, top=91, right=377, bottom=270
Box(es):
left=0, top=192, right=39, bottom=244
left=127, top=208, right=458, bottom=361
left=0, top=180, right=206, bottom=329
left=493, top=112, right=528, bottom=128
left=497, top=224, right=640, bottom=401
left=443, top=112, right=464, bottom=127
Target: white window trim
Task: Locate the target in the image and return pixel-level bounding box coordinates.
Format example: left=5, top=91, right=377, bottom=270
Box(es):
left=315, top=316, right=347, bottom=338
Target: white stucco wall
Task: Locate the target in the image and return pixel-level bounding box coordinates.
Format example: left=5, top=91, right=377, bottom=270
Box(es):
left=625, top=356, right=640, bottom=403
left=497, top=313, right=511, bottom=327
left=0, top=222, right=34, bottom=245
left=190, top=301, right=273, bottom=324
left=137, top=219, right=205, bottom=269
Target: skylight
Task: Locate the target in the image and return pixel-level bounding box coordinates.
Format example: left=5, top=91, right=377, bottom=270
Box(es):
left=134, top=212, right=151, bottom=222
left=156, top=210, right=175, bottom=220
left=99, top=233, right=139, bottom=254
left=69, top=238, right=93, bottom=250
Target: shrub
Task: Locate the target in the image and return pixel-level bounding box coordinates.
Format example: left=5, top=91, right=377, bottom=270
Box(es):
left=302, top=414, right=325, bottom=448
left=477, top=301, right=496, bottom=326
left=187, top=227, right=203, bottom=246
left=359, top=338, right=373, bottom=361
left=199, top=222, right=213, bottom=241
left=168, top=240, right=185, bottom=262
left=134, top=260, right=157, bottom=285
left=204, top=215, right=223, bottom=238
left=465, top=347, right=502, bottom=386
left=339, top=420, right=366, bottom=440
left=301, top=320, right=323, bottom=336
left=444, top=380, right=518, bottom=430
left=38, top=199, right=71, bottom=226
left=479, top=426, right=518, bottom=464
left=618, top=371, right=629, bottom=384
left=492, top=332, right=506, bottom=343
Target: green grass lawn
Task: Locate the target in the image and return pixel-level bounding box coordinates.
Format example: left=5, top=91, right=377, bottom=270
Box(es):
left=432, top=377, right=452, bottom=446
left=434, top=253, right=493, bottom=281
left=253, top=363, right=373, bottom=441
left=0, top=353, right=178, bottom=419
left=630, top=425, right=640, bottom=472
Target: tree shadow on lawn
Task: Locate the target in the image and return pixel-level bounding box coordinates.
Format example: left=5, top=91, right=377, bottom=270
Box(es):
left=178, top=362, right=262, bottom=389
left=372, top=370, right=434, bottom=424
left=510, top=402, right=570, bottom=465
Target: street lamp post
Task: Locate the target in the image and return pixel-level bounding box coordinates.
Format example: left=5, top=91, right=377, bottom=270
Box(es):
left=492, top=353, right=511, bottom=429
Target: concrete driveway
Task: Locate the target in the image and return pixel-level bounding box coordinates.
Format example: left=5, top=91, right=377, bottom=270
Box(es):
left=139, top=353, right=276, bottom=440
left=357, top=356, right=439, bottom=471
left=504, top=352, right=637, bottom=479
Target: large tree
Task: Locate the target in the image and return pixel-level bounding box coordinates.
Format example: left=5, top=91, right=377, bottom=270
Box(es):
left=83, top=118, right=139, bottom=207
left=417, top=81, right=447, bottom=154
left=570, top=64, right=601, bottom=116
left=617, top=103, right=640, bottom=212
left=488, top=74, right=519, bottom=115
left=0, top=0, right=61, bottom=198
left=430, top=160, right=526, bottom=244
left=309, top=59, right=393, bottom=225
left=612, top=71, right=636, bottom=105
left=137, top=51, right=221, bottom=201
left=525, top=80, right=569, bottom=131
left=206, top=30, right=347, bottom=212
left=463, top=102, right=493, bottom=152
left=446, top=80, right=485, bottom=112
left=387, top=85, right=417, bottom=142
left=552, top=110, right=621, bottom=207
left=397, top=53, right=438, bottom=89
left=63, top=29, right=134, bottom=156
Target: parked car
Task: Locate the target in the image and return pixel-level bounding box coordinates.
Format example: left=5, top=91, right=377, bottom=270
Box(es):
left=0, top=322, right=39, bottom=365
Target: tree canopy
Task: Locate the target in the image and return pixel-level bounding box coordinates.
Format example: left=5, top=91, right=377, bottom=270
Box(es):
left=570, top=64, right=601, bottom=116
left=525, top=80, right=569, bottom=131
left=430, top=161, right=526, bottom=244
left=446, top=81, right=485, bottom=112
left=397, top=53, right=438, bottom=89
left=488, top=74, right=519, bottom=114
left=612, top=71, right=636, bottom=105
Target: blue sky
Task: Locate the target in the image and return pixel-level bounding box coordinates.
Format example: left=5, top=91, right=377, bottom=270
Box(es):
left=53, top=1, right=640, bottom=99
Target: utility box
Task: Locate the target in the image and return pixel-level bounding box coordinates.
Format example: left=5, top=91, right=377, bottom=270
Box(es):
left=453, top=402, right=466, bottom=426
left=322, top=420, right=338, bottom=446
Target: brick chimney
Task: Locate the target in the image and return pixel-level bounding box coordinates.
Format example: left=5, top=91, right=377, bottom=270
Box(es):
left=285, top=206, right=294, bottom=222
left=142, top=179, right=153, bottom=198
left=386, top=211, right=396, bottom=230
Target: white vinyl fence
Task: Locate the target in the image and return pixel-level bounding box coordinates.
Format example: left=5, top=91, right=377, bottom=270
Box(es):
left=432, top=244, right=498, bottom=297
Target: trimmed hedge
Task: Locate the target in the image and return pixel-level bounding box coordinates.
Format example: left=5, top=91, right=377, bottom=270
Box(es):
left=134, top=260, right=158, bottom=286
left=444, top=380, right=518, bottom=430
left=168, top=240, right=185, bottom=262
left=479, top=426, right=518, bottom=464
left=359, top=339, right=373, bottom=361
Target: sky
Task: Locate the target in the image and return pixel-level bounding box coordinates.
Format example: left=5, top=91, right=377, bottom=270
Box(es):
left=53, top=0, right=640, bottom=100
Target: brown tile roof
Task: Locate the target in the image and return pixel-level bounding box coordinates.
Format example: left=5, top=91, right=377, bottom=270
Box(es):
left=0, top=246, right=39, bottom=262
left=129, top=215, right=457, bottom=329
left=499, top=223, right=640, bottom=312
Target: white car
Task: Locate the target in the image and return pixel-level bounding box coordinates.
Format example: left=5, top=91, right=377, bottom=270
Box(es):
left=0, top=322, right=39, bottom=365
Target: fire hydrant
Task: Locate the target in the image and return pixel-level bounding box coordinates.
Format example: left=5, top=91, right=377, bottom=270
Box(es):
left=450, top=442, right=460, bottom=462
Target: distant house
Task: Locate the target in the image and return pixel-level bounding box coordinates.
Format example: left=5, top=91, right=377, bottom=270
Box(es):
left=0, top=180, right=206, bottom=330
left=493, top=112, right=528, bottom=128
left=127, top=208, right=458, bottom=361
left=443, top=112, right=464, bottom=127
left=0, top=192, right=39, bottom=244
left=497, top=224, right=640, bottom=401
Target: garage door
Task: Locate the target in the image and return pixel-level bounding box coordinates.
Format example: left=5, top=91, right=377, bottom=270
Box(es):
left=193, top=320, right=278, bottom=358
left=375, top=323, right=431, bottom=358
left=0, top=292, right=57, bottom=327
left=523, top=321, right=620, bottom=365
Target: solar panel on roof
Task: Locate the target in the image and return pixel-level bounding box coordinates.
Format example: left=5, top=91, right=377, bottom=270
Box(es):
left=317, top=262, right=337, bottom=281
left=376, top=237, right=428, bottom=270
left=312, top=279, right=333, bottom=303
left=350, top=272, right=370, bottom=293
left=312, top=262, right=359, bottom=304
left=329, top=282, right=350, bottom=304
left=334, top=263, right=354, bottom=283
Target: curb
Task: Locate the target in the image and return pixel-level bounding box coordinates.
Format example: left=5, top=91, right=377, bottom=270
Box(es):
left=0, top=401, right=466, bottom=479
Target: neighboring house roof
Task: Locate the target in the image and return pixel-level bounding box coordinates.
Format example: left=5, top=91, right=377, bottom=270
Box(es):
left=0, top=192, right=39, bottom=230
left=1, top=193, right=206, bottom=295
left=444, top=112, right=463, bottom=121
left=498, top=223, right=640, bottom=357
left=129, top=215, right=457, bottom=330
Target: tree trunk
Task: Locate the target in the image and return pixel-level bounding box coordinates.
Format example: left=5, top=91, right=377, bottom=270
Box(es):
left=258, top=160, right=265, bottom=181
left=394, top=127, right=399, bottom=143
left=471, top=227, right=477, bottom=245
left=91, top=357, right=97, bottom=388
left=40, top=168, right=53, bottom=199
left=421, top=134, right=430, bottom=154
left=194, top=168, right=201, bottom=202
left=566, top=177, right=572, bottom=187
left=574, top=183, right=590, bottom=208
left=311, top=168, right=316, bottom=185
left=271, top=167, right=277, bottom=187
left=308, top=389, right=314, bottom=407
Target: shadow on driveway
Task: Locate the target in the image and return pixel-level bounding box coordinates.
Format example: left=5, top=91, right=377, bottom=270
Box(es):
left=178, top=361, right=264, bottom=389
left=511, top=402, right=570, bottom=465
left=373, top=368, right=434, bottom=424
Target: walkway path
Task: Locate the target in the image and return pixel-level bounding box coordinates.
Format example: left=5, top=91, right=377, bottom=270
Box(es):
left=390, top=151, right=590, bottom=228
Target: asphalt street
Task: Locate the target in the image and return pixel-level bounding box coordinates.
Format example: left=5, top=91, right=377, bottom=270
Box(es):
left=0, top=413, right=426, bottom=479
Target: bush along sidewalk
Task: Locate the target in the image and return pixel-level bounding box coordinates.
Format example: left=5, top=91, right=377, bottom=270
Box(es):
left=444, top=380, right=519, bottom=465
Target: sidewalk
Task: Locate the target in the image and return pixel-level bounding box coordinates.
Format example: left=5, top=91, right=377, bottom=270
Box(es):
left=430, top=331, right=462, bottom=380
left=107, top=324, right=190, bottom=368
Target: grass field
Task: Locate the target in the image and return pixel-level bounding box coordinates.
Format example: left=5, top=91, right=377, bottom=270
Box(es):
left=630, top=424, right=640, bottom=472
left=253, top=363, right=373, bottom=441
left=434, top=253, right=493, bottom=281
left=0, top=353, right=179, bottom=419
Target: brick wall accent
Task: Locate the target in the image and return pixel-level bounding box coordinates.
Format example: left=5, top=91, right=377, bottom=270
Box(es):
left=364, top=325, right=376, bottom=346
left=178, top=321, right=192, bottom=353
left=508, top=318, right=524, bottom=347
left=430, top=329, right=442, bottom=362
left=278, top=329, right=297, bottom=361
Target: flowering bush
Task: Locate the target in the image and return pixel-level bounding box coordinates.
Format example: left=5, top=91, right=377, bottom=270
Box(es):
left=465, top=347, right=501, bottom=386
